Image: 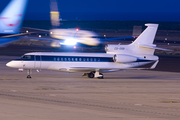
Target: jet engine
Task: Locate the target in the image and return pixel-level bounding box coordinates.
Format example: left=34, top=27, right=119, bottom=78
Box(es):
left=113, top=54, right=137, bottom=63
left=50, top=40, right=61, bottom=47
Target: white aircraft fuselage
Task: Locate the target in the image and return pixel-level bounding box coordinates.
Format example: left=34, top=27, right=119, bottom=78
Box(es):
left=6, top=52, right=158, bottom=73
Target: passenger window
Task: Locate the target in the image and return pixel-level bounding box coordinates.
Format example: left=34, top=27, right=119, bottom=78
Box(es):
left=98, top=58, right=100, bottom=62
left=83, top=58, right=86, bottom=61
left=72, top=58, right=74, bottom=61
left=75, top=58, right=78, bottom=61
left=64, top=58, right=67, bottom=61
left=79, top=58, right=82, bottom=61
left=90, top=58, right=93, bottom=61
left=54, top=58, right=56, bottom=61
left=87, top=58, right=89, bottom=61
left=94, top=58, right=96, bottom=61
left=57, top=58, right=60, bottom=61
left=61, top=58, right=63, bottom=61
left=68, top=58, right=71, bottom=61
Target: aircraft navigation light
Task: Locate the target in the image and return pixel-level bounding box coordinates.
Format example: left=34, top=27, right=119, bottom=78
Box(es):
left=76, top=28, right=79, bottom=31
left=26, top=30, right=28, bottom=33
left=73, top=46, right=77, bottom=49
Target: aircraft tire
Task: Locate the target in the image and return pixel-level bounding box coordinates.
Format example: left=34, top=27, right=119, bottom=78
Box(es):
left=27, top=75, right=31, bottom=79
left=88, top=73, right=94, bottom=78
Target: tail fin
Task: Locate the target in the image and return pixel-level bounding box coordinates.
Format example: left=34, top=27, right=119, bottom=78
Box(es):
left=50, top=0, right=60, bottom=27
left=130, top=24, right=159, bottom=55
left=132, top=24, right=158, bottom=45
left=0, top=0, right=28, bottom=34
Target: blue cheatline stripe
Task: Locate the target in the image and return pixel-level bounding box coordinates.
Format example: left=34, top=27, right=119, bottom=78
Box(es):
left=14, top=55, right=154, bottom=63
left=15, top=55, right=114, bottom=62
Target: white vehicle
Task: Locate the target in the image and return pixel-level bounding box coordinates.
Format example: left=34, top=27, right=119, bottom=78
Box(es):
left=0, top=0, right=28, bottom=46
left=6, top=24, right=170, bottom=79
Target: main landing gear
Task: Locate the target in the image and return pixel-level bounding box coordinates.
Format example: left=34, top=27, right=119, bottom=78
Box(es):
left=82, top=71, right=104, bottom=79
left=27, top=69, right=32, bottom=78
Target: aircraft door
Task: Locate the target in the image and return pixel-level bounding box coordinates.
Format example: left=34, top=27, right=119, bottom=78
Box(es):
left=34, top=55, right=41, bottom=70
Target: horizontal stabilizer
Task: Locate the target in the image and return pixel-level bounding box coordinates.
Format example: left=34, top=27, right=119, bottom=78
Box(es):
left=136, top=44, right=173, bottom=51
left=102, top=36, right=134, bottom=41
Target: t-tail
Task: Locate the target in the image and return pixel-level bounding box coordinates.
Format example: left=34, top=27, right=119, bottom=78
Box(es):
left=106, top=24, right=171, bottom=55
left=106, top=24, right=172, bottom=69
left=0, top=0, right=28, bottom=34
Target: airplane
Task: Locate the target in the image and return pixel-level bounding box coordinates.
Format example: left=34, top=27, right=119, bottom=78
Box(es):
left=0, top=0, right=29, bottom=47
left=21, top=0, right=138, bottom=47
left=6, top=24, right=172, bottom=79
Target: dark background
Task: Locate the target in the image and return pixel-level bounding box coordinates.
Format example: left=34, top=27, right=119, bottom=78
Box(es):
left=1, top=0, right=180, bottom=21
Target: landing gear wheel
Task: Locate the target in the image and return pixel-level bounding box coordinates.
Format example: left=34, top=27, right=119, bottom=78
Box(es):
left=27, top=75, right=31, bottom=78
left=88, top=72, right=94, bottom=78
left=27, top=69, right=32, bottom=79
left=98, top=73, right=104, bottom=79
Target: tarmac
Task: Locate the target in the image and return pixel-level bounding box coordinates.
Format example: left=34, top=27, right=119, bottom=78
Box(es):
left=0, top=56, right=180, bottom=120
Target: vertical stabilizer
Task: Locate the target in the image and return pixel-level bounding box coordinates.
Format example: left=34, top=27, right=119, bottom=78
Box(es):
left=130, top=24, right=159, bottom=55
left=132, top=24, right=158, bottom=45
left=0, top=0, right=28, bottom=34
left=50, top=0, right=60, bottom=27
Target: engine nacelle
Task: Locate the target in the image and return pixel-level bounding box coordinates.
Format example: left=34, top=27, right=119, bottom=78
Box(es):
left=113, top=54, right=137, bottom=63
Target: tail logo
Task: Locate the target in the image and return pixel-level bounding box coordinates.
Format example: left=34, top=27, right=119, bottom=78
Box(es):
left=0, top=14, right=22, bottom=27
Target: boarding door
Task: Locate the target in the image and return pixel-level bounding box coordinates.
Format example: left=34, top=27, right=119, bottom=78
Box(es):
left=34, top=55, right=41, bottom=70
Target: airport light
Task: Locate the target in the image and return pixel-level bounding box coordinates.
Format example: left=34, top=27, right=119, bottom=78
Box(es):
left=26, top=30, right=28, bottom=33
left=39, top=35, right=41, bottom=38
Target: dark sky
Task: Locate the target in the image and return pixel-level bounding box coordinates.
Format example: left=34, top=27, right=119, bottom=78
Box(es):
left=1, top=0, right=180, bottom=21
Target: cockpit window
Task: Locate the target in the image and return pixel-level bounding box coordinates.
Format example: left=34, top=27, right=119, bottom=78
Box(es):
left=20, top=55, right=31, bottom=59
left=26, top=56, right=31, bottom=59
left=21, top=55, right=26, bottom=59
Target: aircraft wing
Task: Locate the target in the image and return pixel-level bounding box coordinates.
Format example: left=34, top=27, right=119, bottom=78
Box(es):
left=100, top=36, right=135, bottom=42
left=22, top=27, right=50, bottom=33
left=20, top=36, right=60, bottom=41
left=1, top=32, right=35, bottom=38
left=68, top=67, right=121, bottom=73
left=68, top=60, right=159, bottom=73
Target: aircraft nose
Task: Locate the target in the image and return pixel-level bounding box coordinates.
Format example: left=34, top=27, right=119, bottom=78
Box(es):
left=6, top=61, right=15, bottom=68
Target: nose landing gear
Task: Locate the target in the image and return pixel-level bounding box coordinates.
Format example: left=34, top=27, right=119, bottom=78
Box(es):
left=27, top=69, right=32, bottom=78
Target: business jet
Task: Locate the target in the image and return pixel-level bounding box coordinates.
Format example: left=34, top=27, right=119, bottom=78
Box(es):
left=0, top=0, right=28, bottom=46
left=6, top=24, right=171, bottom=79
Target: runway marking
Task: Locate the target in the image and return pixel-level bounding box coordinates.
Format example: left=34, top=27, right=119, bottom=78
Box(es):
left=161, top=100, right=180, bottom=103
